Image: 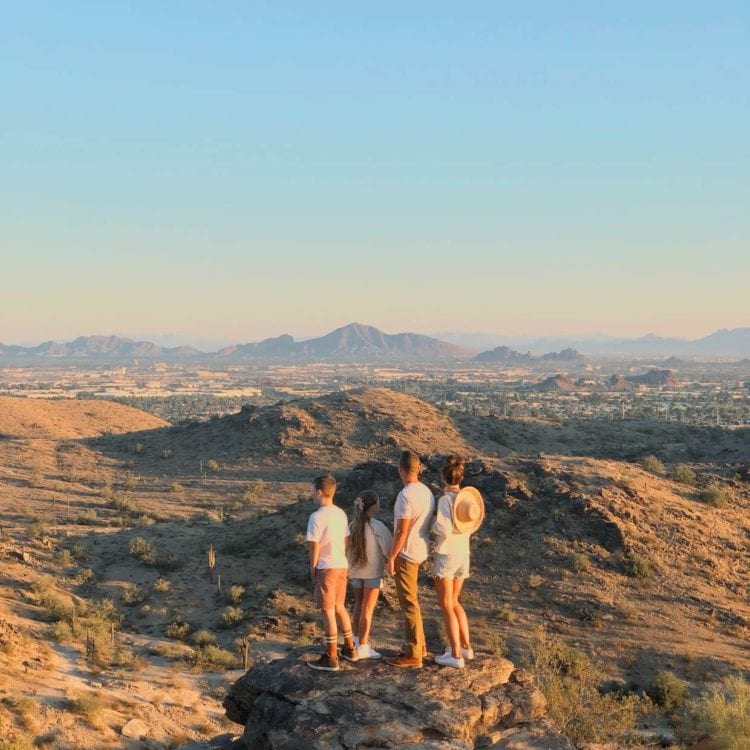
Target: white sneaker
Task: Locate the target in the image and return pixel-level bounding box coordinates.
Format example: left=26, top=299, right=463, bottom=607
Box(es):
left=442, top=646, right=474, bottom=661
left=435, top=652, right=465, bottom=669
left=357, top=643, right=382, bottom=660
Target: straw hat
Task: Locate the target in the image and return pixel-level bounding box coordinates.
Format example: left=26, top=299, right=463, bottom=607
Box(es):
left=452, top=486, right=485, bottom=534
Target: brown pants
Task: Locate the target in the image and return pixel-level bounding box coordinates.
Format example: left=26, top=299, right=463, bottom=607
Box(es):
left=394, top=556, right=425, bottom=659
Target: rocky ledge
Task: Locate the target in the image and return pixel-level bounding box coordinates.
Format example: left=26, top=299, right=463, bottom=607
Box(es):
left=223, top=649, right=574, bottom=749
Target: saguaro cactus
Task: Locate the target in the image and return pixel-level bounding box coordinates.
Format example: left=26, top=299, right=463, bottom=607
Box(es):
left=208, top=544, right=216, bottom=583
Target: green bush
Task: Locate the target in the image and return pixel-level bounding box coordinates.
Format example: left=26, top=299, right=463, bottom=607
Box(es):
left=625, top=553, right=655, bottom=580
left=647, top=670, right=689, bottom=711
left=128, top=536, right=157, bottom=566
left=529, top=627, right=641, bottom=745
left=681, top=676, right=750, bottom=750
left=192, top=629, right=217, bottom=648
left=219, top=606, right=244, bottom=629
left=165, top=620, right=191, bottom=640
left=227, top=585, right=246, bottom=605
left=700, top=485, right=729, bottom=508
left=671, top=464, right=696, bottom=485
left=642, top=455, right=665, bottom=475
left=194, top=644, right=237, bottom=670
left=153, top=578, right=172, bottom=593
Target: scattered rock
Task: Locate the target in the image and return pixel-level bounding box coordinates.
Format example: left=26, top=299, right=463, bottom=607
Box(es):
left=121, top=717, right=150, bottom=739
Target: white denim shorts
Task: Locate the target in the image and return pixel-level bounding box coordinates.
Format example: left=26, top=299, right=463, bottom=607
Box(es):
left=433, top=553, right=470, bottom=580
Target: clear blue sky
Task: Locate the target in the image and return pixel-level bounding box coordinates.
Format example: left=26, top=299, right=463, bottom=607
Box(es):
left=2, top=2, right=748, bottom=344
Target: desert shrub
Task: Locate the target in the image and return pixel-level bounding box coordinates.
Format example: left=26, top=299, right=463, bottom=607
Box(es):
left=194, top=644, right=236, bottom=670
left=161, top=448, right=173, bottom=459
left=219, top=606, right=244, bottom=629
left=121, top=585, right=147, bottom=606
left=109, top=493, right=141, bottom=515
left=642, top=455, right=665, bottom=475
left=68, top=691, right=106, bottom=720
left=165, top=620, right=191, bottom=640
left=156, top=552, right=183, bottom=573
left=227, top=585, right=246, bottom=605
left=99, top=485, right=114, bottom=501
left=569, top=552, right=591, bottom=573
left=700, top=485, right=729, bottom=508
left=192, top=629, right=217, bottom=648
left=133, top=442, right=144, bottom=454
left=681, top=675, right=750, bottom=750
left=69, top=543, right=87, bottom=562
left=529, top=627, right=641, bottom=745
left=28, top=520, right=49, bottom=540
left=206, top=459, right=221, bottom=473
left=123, top=474, right=138, bottom=490
left=647, top=670, right=689, bottom=711
left=153, top=578, right=172, bottom=593
left=243, top=479, right=266, bottom=504
left=169, top=482, right=185, bottom=494
left=75, top=510, right=99, bottom=526
left=128, top=536, right=157, bottom=566
left=493, top=605, right=516, bottom=623
left=624, top=553, right=655, bottom=580
left=671, top=464, right=696, bottom=485
left=528, top=574, right=543, bottom=588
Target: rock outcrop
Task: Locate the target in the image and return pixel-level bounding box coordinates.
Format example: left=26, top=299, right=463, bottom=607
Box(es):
left=223, top=650, right=574, bottom=749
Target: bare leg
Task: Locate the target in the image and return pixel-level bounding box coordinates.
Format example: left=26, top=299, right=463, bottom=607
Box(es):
left=434, top=576, right=461, bottom=658
left=322, top=608, right=338, bottom=659
left=352, top=588, right=364, bottom=640
left=359, top=587, right=380, bottom=645
left=334, top=603, right=355, bottom=650
left=452, top=577, right=471, bottom=651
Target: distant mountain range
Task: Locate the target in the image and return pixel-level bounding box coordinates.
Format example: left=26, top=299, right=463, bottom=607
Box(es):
left=437, top=328, right=750, bottom=357
left=0, top=324, right=473, bottom=362
left=474, top=346, right=585, bottom=364
left=3, top=324, right=749, bottom=362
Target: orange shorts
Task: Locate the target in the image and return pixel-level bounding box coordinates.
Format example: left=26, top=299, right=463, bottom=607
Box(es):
left=313, top=568, right=347, bottom=611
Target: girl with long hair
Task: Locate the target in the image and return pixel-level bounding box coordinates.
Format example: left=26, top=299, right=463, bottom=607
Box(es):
left=348, top=490, right=393, bottom=659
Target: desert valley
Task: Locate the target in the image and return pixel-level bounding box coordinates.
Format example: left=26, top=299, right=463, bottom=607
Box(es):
left=0, top=326, right=748, bottom=749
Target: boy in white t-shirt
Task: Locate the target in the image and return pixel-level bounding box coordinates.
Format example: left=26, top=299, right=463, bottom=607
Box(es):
left=386, top=450, right=435, bottom=668
left=305, top=475, right=358, bottom=671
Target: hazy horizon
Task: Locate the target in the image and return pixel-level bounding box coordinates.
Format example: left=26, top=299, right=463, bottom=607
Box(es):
left=3, top=3, right=749, bottom=343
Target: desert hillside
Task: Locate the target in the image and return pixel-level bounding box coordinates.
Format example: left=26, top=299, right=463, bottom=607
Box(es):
left=0, top=396, right=168, bottom=439
left=97, top=387, right=469, bottom=472
left=0, top=387, right=747, bottom=748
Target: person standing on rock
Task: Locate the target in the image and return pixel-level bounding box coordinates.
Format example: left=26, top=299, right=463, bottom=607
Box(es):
left=386, top=450, right=435, bottom=668
left=305, top=475, right=359, bottom=671
left=431, top=455, right=484, bottom=669
left=348, top=490, right=393, bottom=659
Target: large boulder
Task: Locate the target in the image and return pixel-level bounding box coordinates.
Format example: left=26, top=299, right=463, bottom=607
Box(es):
left=224, top=650, right=573, bottom=749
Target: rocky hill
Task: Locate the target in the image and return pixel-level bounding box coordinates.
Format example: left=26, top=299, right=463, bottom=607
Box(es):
left=527, top=374, right=578, bottom=392
left=625, top=368, right=680, bottom=387
left=474, top=347, right=585, bottom=364
left=102, top=387, right=469, bottom=470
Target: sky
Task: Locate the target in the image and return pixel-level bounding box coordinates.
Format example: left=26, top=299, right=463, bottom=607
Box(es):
left=2, top=2, right=749, bottom=345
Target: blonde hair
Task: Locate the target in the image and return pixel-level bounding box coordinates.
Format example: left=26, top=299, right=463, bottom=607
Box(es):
left=349, top=490, right=379, bottom=568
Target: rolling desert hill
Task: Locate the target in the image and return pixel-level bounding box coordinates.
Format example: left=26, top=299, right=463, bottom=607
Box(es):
left=0, top=396, right=168, bottom=439
left=97, top=387, right=470, bottom=472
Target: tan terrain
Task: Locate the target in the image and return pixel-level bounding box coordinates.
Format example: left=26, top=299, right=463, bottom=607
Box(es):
left=0, top=389, right=747, bottom=748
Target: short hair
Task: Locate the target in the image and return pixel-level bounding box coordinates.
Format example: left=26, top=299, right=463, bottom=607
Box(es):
left=399, top=450, right=421, bottom=474
left=441, top=454, right=465, bottom=485
left=312, top=475, right=337, bottom=497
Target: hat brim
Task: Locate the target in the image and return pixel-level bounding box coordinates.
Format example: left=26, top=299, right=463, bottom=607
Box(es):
left=453, top=486, right=485, bottom=534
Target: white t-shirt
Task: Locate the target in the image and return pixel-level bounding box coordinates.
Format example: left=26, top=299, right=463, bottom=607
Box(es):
left=432, top=492, right=471, bottom=557
left=394, top=482, right=435, bottom=564
left=306, top=505, right=349, bottom=569
left=348, top=519, right=393, bottom=579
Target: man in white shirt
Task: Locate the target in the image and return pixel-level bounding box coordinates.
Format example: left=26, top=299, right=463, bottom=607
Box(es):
left=305, top=475, right=358, bottom=671
left=386, top=450, right=435, bottom=668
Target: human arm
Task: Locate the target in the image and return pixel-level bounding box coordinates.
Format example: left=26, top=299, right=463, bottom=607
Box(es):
left=307, top=541, right=320, bottom=582
left=386, top=518, right=410, bottom=576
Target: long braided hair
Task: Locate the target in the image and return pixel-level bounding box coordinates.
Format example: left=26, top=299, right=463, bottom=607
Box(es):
left=349, top=490, right=379, bottom=569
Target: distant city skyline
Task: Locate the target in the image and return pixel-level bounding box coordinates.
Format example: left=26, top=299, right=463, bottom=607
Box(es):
left=3, top=3, right=748, bottom=343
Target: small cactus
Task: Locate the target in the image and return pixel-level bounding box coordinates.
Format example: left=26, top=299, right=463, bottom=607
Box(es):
left=208, top=545, right=216, bottom=583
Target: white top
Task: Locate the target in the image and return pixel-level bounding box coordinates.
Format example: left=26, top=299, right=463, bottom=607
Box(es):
left=394, top=482, right=435, bottom=564
left=348, top=518, right=393, bottom=579
left=432, top=492, right=471, bottom=557
left=306, top=505, right=350, bottom=569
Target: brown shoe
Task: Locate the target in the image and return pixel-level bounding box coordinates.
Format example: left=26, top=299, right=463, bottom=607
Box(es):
left=387, top=655, right=422, bottom=669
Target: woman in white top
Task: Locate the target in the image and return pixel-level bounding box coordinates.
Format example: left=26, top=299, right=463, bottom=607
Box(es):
left=431, top=455, right=474, bottom=669
left=348, top=490, right=393, bottom=660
